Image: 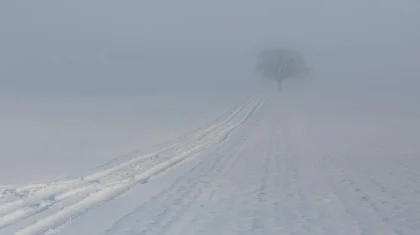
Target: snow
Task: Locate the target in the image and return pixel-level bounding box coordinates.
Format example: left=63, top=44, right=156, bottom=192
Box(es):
left=1, top=92, right=419, bottom=235
left=0, top=95, right=245, bottom=184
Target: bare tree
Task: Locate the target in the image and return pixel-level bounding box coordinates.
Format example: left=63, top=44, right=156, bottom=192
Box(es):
left=256, top=48, right=309, bottom=92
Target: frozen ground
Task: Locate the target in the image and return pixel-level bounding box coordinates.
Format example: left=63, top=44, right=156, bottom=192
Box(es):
left=0, top=95, right=245, bottom=184
left=1, top=92, right=419, bottom=235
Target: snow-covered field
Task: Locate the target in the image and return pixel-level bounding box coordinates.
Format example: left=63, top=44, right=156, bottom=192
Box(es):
left=0, top=95, right=249, bottom=185
left=1, top=92, right=419, bottom=235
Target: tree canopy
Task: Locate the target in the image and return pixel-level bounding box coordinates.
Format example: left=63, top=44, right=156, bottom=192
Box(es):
left=256, top=48, right=308, bottom=91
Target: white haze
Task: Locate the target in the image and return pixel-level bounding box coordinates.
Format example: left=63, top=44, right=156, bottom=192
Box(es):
left=1, top=2, right=420, bottom=235
left=1, top=0, right=419, bottom=205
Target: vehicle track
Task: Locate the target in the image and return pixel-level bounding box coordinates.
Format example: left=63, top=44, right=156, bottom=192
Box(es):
left=0, top=96, right=264, bottom=235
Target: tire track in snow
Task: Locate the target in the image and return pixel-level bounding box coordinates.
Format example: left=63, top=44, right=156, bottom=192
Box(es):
left=81, top=96, right=257, bottom=182
left=3, top=96, right=264, bottom=235
left=1, top=96, right=256, bottom=206
left=0, top=97, right=258, bottom=233
left=178, top=109, right=272, bottom=235
left=174, top=126, right=258, bottom=235
left=0, top=97, right=256, bottom=221
left=103, top=99, right=261, bottom=235
left=105, top=143, right=232, bottom=235
left=82, top=97, right=257, bottom=174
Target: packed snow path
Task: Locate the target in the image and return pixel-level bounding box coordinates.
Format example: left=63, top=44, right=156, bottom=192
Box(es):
left=1, top=95, right=419, bottom=235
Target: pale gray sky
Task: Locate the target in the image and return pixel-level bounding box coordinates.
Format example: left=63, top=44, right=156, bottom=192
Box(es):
left=1, top=0, right=419, bottom=96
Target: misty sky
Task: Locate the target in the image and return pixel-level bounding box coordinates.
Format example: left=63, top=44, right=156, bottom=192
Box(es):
left=1, top=0, right=419, bottom=96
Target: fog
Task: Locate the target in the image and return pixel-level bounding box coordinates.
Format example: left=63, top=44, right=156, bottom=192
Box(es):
left=1, top=1, right=420, bottom=183
left=2, top=3, right=420, bottom=234
left=1, top=0, right=419, bottom=96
